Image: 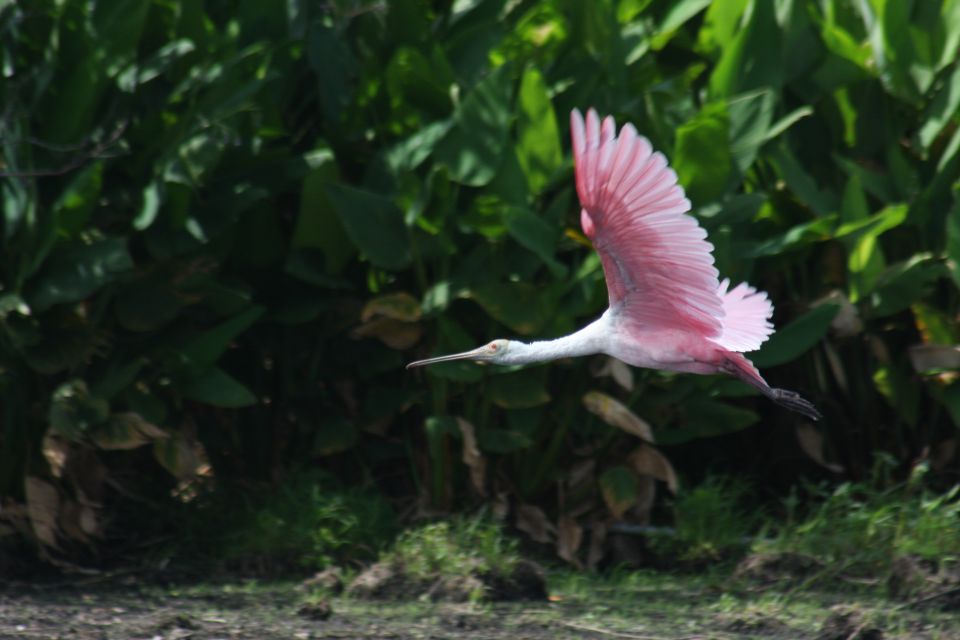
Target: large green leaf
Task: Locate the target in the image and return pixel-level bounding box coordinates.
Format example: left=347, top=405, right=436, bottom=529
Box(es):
left=747, top=216, right=836, bottom=257
left=118, top=39, right=196, bottom=91
left=179, top=367, right=258, bottom=408
left=471, top=282, right=554, bottom=335
left=114, top=281, right=184, bottom=332
left=770, top=145, right=837, bottom=216
left=919, top=63, right=960, bottom=150
left=49, top=380, right=109, bottom=441
left=180, top=306, right=265, bottom=367
left=307, top=23, right=355, bottom=126
left=504, top=206, right=565, bottom=276
left=385, top=46, right=453, bottom=116
left=709, top=0, right=782, bottom=97
left=489, top=368, right=550, bottom=409
left=653, top=0, right=712, bottom=49
left=479, top=426, right=533, bottom=454
left=599, top=466, right=638, bottom=519
left=751, top=303, right=841, bottom=368
left=937, top=382, right=960, bottom=429
left=515, top=66, right=562, bottom=195
left=53, top=162, right=103, bottom=236
left=656, top=399, right=759, bottom=446
left=435, top=64, right=515, bottom=187
left=41, top=0, right=151, bottom=143
left=673, top=102, right=733, bottom=203
left=28, top=238, right=134, bottom=311
left=834, top=204, right=908, bottom=241
left=838, top=203, right=908, bottom=301
left=324, top=184, right=411, bottom=270
left=697, top=0, right=749, bottom=55
left=313, top=416, right=358, bottom=456
left=727, top=89, right=774, bottom=174
left=946, top=200, right=960, bottom=290
left=293, top=148, right=355, bottom=273
left=727, top=90, right=811, bottom=175
left=869, top=254, right=948, bottom=317
left=384, top=120, right=453, bottom=174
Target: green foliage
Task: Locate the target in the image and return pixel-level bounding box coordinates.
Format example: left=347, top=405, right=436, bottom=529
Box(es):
left=764, top=463, right=960, bottom=578
left=2, top=0, right=960, bottom=561
left=653, top=476, right=757, bottom=562
left=383, top=515, right=519, bottom=582
left=174, top=472, right=397, bottom=572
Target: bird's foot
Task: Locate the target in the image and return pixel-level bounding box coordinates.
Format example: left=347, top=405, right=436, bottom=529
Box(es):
left=769, top=388, right=821, bottom=421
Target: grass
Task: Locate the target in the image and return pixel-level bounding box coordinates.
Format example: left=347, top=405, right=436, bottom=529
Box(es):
left=637, top=466, right=960, bottom=594
left=158, top=461, right=960, bottom=607
left=6, top=566, right=956, bottom=640
left=761, top=462, right=960, bottom=581
left=170, top=470, right=398, bottom=572
left=16, top=562, right=951, bottom=640
left=652, top=475, right=759, bottom=563
left=13, top=477, right=960, bottom=639
left=542, top=567, right=960, bottom=639
left=382, top=515, right=521, bottom=581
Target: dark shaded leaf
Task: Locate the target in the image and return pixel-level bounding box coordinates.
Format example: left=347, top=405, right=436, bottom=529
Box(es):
left=313, top=416, right=358, bottom=456
left=709, top=0, right=782, bottom=97
left=308, top=23, right=355, bottom=126
left=489, top=368, right=550, bottom=409
left=28, top=238, right=133, bottom=311
left=435, top=64, right=515, bottom=186
left=655, top=400, right=759, bottom=446
left=947, top=200, right=960, bottom=289
left=324, top=184, right=411, bottom=270
left=180, top=306, right=265, bottom=367
left=179, top=367, right=257, bottom=408
left=471, top=282, right=554, bottom=335
left=752, top=303, right=841, bottom=368
left=504, top=206, right=565, bottom=276
left=480, top=427, right=533, bottom=454
left=869, top=254, right=947, bottom=317
left=599, top=466, right=638, bottom=519
left=515, top=66, right=562, bottom=194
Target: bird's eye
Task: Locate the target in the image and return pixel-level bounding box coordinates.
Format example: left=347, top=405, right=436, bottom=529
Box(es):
left=489, top=342, right=498, bottom=351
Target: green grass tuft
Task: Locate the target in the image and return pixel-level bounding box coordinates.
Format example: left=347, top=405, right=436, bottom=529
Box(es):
left=173, top=471, right=398, bottom=573
left=653, top=475, right=758, bottom=563
left=383, top=515, right=520, bottom=581
left=762, top=463, right=960, bottom=578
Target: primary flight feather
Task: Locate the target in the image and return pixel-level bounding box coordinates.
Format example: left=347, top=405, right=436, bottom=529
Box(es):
left=408, top=108, right=820, bottom=421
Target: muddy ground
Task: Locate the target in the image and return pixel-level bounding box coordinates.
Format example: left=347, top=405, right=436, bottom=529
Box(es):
left=2, top=567, right=959, bottom=640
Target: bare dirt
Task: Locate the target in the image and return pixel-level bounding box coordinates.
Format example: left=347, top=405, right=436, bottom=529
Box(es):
left=1, top=563, right=959, bottom=640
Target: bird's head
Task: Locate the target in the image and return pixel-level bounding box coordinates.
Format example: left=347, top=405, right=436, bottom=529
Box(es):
left=406, top=339, right=511, bottom=369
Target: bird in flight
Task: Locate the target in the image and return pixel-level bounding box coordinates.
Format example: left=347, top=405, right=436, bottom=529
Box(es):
left=408, top=108, right=820, bottom=421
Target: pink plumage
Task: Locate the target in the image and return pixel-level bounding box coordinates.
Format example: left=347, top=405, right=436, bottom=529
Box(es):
left=408, top=108, right=819, bottom=421
left=714, top=279, right=774, bottom=352
left=571, top=108, right=773, bottom=354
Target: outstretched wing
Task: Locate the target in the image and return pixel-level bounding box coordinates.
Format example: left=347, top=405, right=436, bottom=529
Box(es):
left=714, top=278, right=774, bottom=352
left=571, top=108, right=724, bottom=338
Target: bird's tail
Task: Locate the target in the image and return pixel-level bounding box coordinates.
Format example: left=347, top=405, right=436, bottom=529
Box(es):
left=722, top=352, right=822, bottom=421
left=711, top=278, right=774, bottom=353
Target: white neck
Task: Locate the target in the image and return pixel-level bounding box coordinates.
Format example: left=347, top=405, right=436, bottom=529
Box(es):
left=499, top=316, right=609, bottom=365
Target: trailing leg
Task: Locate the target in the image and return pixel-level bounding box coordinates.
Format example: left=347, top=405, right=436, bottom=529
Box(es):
left=720, top=352, right=821, bottom=421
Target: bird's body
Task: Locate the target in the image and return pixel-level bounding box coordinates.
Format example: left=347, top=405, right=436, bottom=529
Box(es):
left=408, top=108, right=820, bottom=420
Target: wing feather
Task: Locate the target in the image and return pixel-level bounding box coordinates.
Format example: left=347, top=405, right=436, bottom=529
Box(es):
left=712, top=279, right=775, bottom=352
left=571, top=108, right=724, bottom=337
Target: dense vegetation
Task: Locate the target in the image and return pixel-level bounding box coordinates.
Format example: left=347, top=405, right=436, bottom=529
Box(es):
left=1, top=0, right=959, bottom=568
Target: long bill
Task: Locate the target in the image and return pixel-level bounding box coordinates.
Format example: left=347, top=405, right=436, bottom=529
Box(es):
left=406, top=347, right=486, bottom=369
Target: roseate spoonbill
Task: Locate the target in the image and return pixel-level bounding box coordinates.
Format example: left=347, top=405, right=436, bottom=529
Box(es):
left=408, top=108, right=820, bottom=421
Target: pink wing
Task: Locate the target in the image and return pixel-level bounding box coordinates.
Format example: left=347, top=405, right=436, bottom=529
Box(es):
left=713, top=278, right=774, bottom=352
left=571, top=108, right=724, bottom=338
